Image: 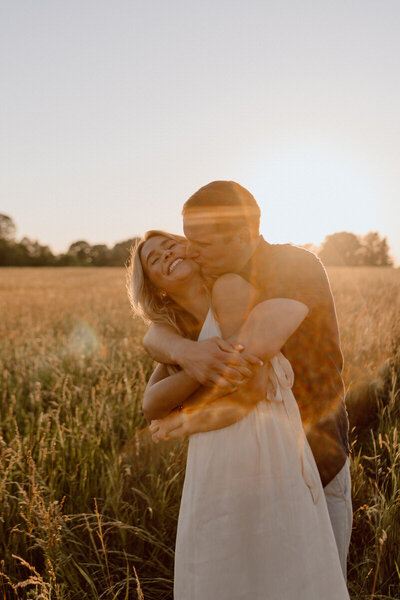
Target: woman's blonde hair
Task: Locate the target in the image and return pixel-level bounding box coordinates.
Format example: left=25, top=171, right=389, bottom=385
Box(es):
left=126, top=230, right=200, bottom=338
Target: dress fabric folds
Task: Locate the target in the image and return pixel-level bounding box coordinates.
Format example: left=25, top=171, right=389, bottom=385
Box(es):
left=174, top=309, right=350, bottom=600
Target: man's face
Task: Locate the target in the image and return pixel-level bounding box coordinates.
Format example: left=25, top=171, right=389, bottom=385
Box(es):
left=183, top=219, right=241, bottom=277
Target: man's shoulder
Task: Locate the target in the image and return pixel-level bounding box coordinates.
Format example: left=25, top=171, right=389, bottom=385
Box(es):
left=270, top=241, right=317, bottom=258
left=251, top=241, right=331, bottom=296
left=260, top=241, right=324, bottom=271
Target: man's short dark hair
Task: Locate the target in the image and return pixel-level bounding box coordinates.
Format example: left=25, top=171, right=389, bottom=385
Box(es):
left=182, top=181, right=261, bottom=235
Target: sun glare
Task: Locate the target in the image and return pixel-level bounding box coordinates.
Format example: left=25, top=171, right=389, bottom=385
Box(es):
left=248, top=143, right=380, bottom=247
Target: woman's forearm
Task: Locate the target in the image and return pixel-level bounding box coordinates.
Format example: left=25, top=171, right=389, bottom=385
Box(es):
left=143, top=370, right=199, bottom=421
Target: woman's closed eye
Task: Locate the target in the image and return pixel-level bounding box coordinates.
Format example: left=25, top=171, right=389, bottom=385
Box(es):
left=151, top=245, right=176, bottom=265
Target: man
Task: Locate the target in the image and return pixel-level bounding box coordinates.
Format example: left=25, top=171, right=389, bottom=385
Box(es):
left=144, top=180, right=352, bottom=576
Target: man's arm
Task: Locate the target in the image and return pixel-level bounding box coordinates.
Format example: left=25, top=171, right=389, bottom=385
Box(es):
left=143, top=290, right=307, bottom=388
left=145, top=248, right=326, bottom=388
left=237, top=298, right=308, bottom=359
left=150, top=396, right=251, bottom=442
left=143, top=325, right=261, bottom=388
left=142, top=356, right=258, bottom=421
left=149, top=274, right=298, bottom=441
left=211, top=273, right=308, bottom=360
left=150, top=362, right=266, bottom=442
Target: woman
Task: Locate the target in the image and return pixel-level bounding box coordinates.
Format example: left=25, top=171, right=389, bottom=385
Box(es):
left=128, top=230, right=350, bottom=600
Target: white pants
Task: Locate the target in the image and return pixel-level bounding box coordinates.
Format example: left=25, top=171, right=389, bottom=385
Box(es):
left=324, top=458, right=352, bottom=579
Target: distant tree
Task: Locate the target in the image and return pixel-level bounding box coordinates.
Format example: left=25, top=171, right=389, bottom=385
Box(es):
left=19, top=237, right=56, bottom=266
left=0, top=214, right=16, bottom=241
left=89, top=244, right=110, bottom=266
left=0, top=239, right=15, bottom=265
left=0, top=215, right=141, bottom=266
left=109, top=238, right=138, bottom=266
left=67, top=240, right=92, bottom=265
left=57, top=253, right=79, bottom=266
left=360, top=231, right=393, bottom=266
left=319, top=232, right=364, bottom=266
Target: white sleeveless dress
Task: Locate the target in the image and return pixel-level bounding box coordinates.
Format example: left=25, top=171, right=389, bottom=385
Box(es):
left=174, top=309, right=349, bottom=600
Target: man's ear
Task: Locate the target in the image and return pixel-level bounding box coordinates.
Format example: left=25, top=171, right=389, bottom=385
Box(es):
left=237, top=226, right=252, bottom=245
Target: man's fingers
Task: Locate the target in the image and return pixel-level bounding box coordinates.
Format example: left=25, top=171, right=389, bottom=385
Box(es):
left=214, top=338, right=236, bottom=353
left=220, top=366, right=249, bottom=384
left=149, top=421, right=161, bottom=433
left=216, top=352, right=255, bottom=368
left=234, top=365, right=253, bottom=378
left=153, top=419, right=188, bottom=441
left=163, top=416, right=182, bottom=432
left=213, top=340, right=262, bottom=368
left=214, top=363, right=259, bottom=385
left=151, top=413, right=185, bottom=439
left=153, top=429, right=170, bottom=441
left=208, top=374, right=238, bottom=391
left=163, top=422, right=189, bottom=439
left=241, top=353, right=264, bottom=366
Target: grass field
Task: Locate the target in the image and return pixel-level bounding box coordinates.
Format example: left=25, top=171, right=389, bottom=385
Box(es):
left=0, top=267, right=399, bottom=599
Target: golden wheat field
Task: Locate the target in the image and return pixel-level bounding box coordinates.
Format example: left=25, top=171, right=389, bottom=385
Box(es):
left=0, top=267, right=399, bottom=600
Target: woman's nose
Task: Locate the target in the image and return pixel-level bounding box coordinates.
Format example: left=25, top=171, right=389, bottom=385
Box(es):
left=163, top=249, right=172, bottom=261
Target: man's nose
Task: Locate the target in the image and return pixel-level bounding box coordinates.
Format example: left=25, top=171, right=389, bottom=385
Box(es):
left=186, top=242, right=200, bottom=259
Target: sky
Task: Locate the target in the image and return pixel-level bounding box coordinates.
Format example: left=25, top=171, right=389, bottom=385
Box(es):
left=1, top=0, right=399, bottom=263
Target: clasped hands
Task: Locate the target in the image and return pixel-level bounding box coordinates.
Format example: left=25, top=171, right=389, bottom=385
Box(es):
left=150, top=337, right=263, bottom=443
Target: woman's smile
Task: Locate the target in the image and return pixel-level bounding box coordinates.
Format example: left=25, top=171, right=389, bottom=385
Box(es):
left=141, top=234, right=201, bottom=291
left=168, top=257, right=184, bottom=275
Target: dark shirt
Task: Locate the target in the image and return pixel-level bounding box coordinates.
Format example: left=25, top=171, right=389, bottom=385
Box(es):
left=239, top=237, right=350, bottom=487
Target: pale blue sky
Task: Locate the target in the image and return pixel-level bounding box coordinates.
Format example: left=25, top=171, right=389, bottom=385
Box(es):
left=1, top=0, right=399, bottom=262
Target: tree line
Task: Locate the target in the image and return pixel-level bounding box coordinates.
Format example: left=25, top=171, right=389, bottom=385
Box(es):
left=0, top=214, right=393, bottom=267
left=0, top=214, right=138, bottom=267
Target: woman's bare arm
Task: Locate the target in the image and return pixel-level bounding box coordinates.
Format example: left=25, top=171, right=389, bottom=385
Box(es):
left=142, top=364, right=200, bottom=421
left=149, top=275, right=268, bottom=441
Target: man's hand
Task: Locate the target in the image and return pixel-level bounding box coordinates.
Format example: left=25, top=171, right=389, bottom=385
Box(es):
left=143, top=323, right=262, bottom=390
left=149, top=363, right=266, bottom=442
left=149, top=412, right=190, bottom=442
left=177, top=337, right=263, bottom=390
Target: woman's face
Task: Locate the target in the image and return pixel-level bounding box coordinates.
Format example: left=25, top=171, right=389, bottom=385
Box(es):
left=140, top=235, right=200, bottom=292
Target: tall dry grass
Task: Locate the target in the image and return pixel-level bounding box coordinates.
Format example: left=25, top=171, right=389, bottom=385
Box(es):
left=0, top=266, right=399, bottom=599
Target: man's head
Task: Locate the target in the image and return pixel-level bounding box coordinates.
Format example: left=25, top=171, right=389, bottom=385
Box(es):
left=182, top=181, right=261, bottom=277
